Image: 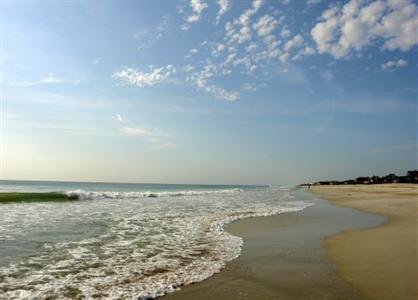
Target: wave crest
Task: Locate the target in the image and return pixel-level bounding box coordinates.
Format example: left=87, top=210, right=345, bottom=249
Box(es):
left=64, top=188, right=243, bottom=200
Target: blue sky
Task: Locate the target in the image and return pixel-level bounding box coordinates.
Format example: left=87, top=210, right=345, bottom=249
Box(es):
left=2, top=0, right=417, bottom=185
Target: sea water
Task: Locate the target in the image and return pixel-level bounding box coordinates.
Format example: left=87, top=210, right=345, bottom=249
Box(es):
left=0, top=180, right=313, bottom=299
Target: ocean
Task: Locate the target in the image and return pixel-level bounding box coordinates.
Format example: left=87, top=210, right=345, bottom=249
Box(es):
left=0, top=180, right=313, bottom=299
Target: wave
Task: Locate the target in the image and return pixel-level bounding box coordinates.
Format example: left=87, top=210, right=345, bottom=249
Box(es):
left=0, top=187, right=314, bottom=299
left=64, top=188, right=243, bottom=200
left=0, top=199, right=313, bottom=299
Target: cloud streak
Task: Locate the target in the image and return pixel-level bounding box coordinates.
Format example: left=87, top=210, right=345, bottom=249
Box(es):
left=118, top=121, right=178, bottom=150
left=12, top=72, right=80, bottom=87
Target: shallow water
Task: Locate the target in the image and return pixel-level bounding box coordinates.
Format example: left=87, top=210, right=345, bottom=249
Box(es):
left=165, top=194, right=385, bottom=300
left=0, top=181, right=313, bottom=299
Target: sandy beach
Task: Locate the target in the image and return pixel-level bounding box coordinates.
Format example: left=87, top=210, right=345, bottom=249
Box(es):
left=164, top=190, right=383, bottom=300
left=310, top=184, right=418, bottom=300
left=165, top=184, right=417, bottom=300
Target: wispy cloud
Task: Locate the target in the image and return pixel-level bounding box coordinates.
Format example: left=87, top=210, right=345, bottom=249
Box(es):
left=133, top=15, right=170, bottom=50
left=381, top=59, right=408, bottom=71
left=151, top=142, right=177, bottom=150
left=115, top=114, right=124, bottom=123
left=39, top=72, right=63, bottom=84
left=9, top=72, right=84, bottom=87
left=120, top=127, right=154, bottom=136
left=119, top=126, right=178, bottom=150
left=13, top=72, right=65, bottom=86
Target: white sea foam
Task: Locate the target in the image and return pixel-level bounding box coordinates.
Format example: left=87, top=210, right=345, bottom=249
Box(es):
left=64, top=188, right=243, bottom=200
left=0, top=187, right=313, bottom=299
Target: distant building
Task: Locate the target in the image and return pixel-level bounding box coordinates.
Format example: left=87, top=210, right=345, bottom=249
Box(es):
left=307, top=170, right=418, bottom=186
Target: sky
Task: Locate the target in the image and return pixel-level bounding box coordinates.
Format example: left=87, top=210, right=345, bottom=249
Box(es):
left=1, top=0, right=417, bottom=185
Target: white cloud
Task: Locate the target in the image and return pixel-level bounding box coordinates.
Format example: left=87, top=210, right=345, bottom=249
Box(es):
left=253, top=15, right=279, bottom=37
left=280, top=27, right=291, bottom=38
left=134, top=15, right=170, bottom=49
left=302, top=46, right=315, bottom=56
left=187, top=61, right=239, bottom=101
left=284, top=34, right=304, bottom=51
left=226, top=0, right=263, bottom=44
left=191, top=0, right=208, bottom=15
left=311, top=0, right=418, bottom=58
left=133, top=28, right=148, bottom=40
left=186, top=0, right=208, bottom=23
left=307, top=0, right=321, bottom=5
left=113, top=65, right=176, bottom=87
left=189, top=48, right=199, bottom=54
left=292, top=46, right=315, bottom=60
left=376, top=1, right=418, bottom=51
left=115, top=114, right=124, bottom=122
left=187, top=61, right=216, bottom=89
left=246, top=42, right=258, bottom=52
left=155, top=15, right=170, bottom=40
left=11, top=72, right=82, bottom=87
left=381, top=59, right=408, bottom=71
left=206, top=85, right=239, bottom=101
left=216, top=0, right=231, bottom=23
left=187, top=15, right=200, bottom=23
left=232, top=55, right=255, bottom=72
left=119, top=127, right=178, bottom=149
left=39, top=72, right=63, bottom=84
left=120, top=127, right=153, bottom=136
left=181, top=23, right=190, bottom=31
left=242, top=82, right=257, bottom=91
left=224, top=52, right=237, bottom=65
left=119, top=125, right=178, bottom=149
left=182, top=64, right=195, bottom=72
left=212, top=43, right=226, bottom=56
left=279, top=52, right=289, bottom=63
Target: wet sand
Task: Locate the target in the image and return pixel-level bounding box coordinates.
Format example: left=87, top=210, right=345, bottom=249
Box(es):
left=310, top=184, right=418, bottom=300
left=164, top=191, right=383, bottom=300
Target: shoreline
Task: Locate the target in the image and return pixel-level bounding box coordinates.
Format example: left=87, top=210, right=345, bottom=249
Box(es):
left=310, top=184, right=418, bottom=300
left=163, top=190, right=382, bottom=299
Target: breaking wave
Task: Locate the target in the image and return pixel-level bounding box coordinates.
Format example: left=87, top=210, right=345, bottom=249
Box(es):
left=0, top=187, right=313, bottom=299
left=64, top=188, right=244, bottom=200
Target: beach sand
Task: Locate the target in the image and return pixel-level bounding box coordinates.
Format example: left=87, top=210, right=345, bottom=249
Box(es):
left=164, top=191, right=383, bottom=300
left=310, top=184, right=418, bottom=300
